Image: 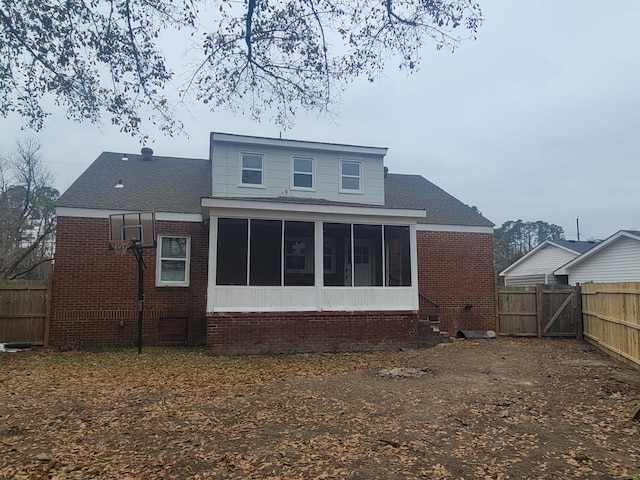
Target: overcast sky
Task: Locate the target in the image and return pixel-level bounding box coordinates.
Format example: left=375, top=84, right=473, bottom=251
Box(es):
left=2, top=1, right=639, bottom=241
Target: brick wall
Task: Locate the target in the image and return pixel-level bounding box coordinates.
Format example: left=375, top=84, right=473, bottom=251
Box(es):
left=417, top=230, right=497, bottom=334
left=51, top=217, right=496, bottom=350
left=50, top=216, right=209, bottom=347
left=206, top=311, right=441, bottom=354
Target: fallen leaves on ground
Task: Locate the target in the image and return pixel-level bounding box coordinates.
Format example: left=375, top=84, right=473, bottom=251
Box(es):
left=0, top=338, right=638, bottom=479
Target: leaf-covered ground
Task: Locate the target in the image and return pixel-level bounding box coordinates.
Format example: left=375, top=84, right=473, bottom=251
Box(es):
left=1, top=338, right=638, bottom=479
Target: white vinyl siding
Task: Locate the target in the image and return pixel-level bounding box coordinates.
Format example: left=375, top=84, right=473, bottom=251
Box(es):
left=211, top=141, right=385, bottom=205
left=503, top=244, right=578, bottom=286
left=568, top=237, right=640, bottom=285
left=207, top=286, right=416, bottom=313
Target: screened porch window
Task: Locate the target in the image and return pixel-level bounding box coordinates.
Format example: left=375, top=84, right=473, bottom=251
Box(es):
left=216, top=218, right=314, bottom=286
left=216, top=218, right=411, bottom=288
left=323, top=223, right=411, bottom=287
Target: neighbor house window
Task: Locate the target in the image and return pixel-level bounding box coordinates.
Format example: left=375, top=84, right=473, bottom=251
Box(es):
left=340, top=160, right=362, bottom=192
left=240, top=153, right=264, bottom=186
left=292, top=156, right=314, bottom=190
left=156, top=235, right=190, bottom=286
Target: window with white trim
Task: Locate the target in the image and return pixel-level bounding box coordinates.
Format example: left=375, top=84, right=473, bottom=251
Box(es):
left=291, top=156, right=314, bottom=190
left=340, top=160, right=362, bottom=192
left=156, top=235, right=190, bottom=286
left=240, top=153, right=264, bottom=186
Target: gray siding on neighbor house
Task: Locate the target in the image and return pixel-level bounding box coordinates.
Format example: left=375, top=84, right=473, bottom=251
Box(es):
left=504, top=273, right=567, bottom=287
left=504, top=274, right=547, bottom=287
left=211, top=139, right=386, bottom=205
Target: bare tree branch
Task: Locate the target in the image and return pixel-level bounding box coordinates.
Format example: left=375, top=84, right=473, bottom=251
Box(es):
left=1, top=0, right=482, bottom=138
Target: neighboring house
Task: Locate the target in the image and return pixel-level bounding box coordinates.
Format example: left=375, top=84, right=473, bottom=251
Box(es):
left=51, top=133, right=496, bottom=353
left=554, top=230, right=640, bottom=285
left=500, top=239, right=598, bottom=286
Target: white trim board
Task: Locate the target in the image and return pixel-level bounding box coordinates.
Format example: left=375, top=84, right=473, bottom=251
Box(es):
left=211, top=132, right=388, bottom=157
left=56, top=207, right=202, bottom=223
left=417, top=224, right=494, bottom=234
left=201, top=197, right=425, bottom=220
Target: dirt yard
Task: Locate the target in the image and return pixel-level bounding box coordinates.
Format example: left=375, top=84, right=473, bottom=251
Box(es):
left=1, top=337, right=639, bottom=479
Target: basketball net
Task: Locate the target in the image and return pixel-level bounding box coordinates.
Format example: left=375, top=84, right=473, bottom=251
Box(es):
left=110, top=241, right=130, bottom=255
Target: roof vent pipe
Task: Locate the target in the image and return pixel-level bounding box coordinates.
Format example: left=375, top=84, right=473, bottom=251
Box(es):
left=384, top=166, right=389, bottom=178
left=141, top=147, right=153, bottom=161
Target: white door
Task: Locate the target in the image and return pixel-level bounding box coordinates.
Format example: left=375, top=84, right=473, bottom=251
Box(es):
left=345, top=240, right=375, bottom=286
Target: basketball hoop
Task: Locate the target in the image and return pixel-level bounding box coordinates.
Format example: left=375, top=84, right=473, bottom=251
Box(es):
left=109, top=240, right=131, bottom=255
left=107, top=211, right=156, bottom=354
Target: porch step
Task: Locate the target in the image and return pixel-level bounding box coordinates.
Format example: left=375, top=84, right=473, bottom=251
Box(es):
left=417, top=319, right=453, bottom=347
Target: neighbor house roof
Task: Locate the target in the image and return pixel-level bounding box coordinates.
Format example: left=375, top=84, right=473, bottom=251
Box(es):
left=56, top=151, right=211, bottom=214
left=551, top=239, right=599, bottom=255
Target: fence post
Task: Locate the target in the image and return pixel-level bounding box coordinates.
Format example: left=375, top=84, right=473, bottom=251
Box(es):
left=536, top=284, right=543, bottom=338
left=44, top=264, right=54, bottom=346
left=574, top=283, right=583, bottom=340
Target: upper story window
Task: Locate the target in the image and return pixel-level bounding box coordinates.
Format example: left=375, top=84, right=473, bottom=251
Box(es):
left=340, top=160, right=362, bottom=193
left=291, top=156, right=314, bottom=190
left=240, top=153, right=264, bottom=186
left=156, top=235, right=190, bottom=287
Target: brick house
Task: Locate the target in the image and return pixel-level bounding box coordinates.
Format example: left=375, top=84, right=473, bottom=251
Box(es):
left=51, top=133, right=496, bottom=353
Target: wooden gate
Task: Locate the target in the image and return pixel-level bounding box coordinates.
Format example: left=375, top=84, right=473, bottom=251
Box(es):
left=498, top=284, right=581, bottom=337
left=0, top=279, right=51, bottom=345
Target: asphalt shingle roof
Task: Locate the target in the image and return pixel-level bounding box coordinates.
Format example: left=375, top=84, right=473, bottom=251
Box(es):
left=57, top=152, right=494, bottom=228
left=56, top=151, right=211, bottom=214
left=552, top=239, right=599, bottom=254
left=384, top=174, right=494, bottom=227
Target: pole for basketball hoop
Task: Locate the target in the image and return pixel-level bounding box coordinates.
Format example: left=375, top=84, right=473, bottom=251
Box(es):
left=109, top=212, right=155, bottom=354
left=130, top=242, right=145, bottom=354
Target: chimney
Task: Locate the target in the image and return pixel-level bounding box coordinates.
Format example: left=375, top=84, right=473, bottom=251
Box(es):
left=141, top=147, right=153, bottom=161
left=384, top=166, right=389, bottom=178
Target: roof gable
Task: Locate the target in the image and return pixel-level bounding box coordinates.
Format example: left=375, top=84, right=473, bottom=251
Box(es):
left=555, top=230, right=640, bottom=274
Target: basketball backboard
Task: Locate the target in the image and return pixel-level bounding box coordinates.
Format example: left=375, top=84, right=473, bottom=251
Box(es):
left=109, top=212, right=156, bottom=248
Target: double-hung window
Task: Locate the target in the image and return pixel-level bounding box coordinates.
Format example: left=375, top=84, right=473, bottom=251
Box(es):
left=340, top=160, right=362, bottom=192
left=292, top=156, right=314, bottom=190
left=156, top=235, right=190, bottom=286
left=240, top=153, right=264, bottom=186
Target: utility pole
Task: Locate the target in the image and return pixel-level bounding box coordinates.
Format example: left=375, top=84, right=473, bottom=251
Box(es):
left=576, top=217, right=581, bottom=241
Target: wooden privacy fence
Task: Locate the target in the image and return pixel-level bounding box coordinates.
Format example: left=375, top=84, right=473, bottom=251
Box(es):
left=0, top=279, right=51, bottom=345
left=581, top=282, right=640, bottom=370
left=498, top=284, right=581, bottom=338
